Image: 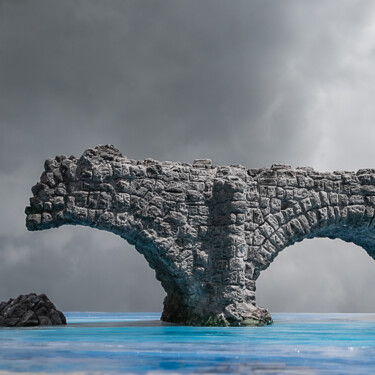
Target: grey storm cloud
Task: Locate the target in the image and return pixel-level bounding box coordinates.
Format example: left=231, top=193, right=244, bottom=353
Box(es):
left=1, top=0, right=375, bottom=312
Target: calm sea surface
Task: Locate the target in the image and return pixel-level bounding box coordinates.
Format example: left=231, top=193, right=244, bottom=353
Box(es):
left=0, top=312, right=375, bottom=374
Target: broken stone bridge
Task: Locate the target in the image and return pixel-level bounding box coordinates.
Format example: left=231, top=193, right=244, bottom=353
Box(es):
left=25, top=145, right=375, bottom=326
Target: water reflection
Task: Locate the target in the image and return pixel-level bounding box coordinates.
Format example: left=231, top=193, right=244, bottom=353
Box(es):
left=0, top=313, right=374, bottom=374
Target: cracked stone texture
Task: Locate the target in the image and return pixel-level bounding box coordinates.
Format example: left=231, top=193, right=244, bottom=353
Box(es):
left=25, top=145, right=375, bottom=326
left=0, top=293, right=66, bottom=327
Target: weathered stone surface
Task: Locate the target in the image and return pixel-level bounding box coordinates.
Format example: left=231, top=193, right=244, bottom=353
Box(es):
left=0, top=293, right=66, bottom=327
left=24, top=145, right=375, bottom=326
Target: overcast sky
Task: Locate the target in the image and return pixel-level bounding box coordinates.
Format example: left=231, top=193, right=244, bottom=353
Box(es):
left=1, top=0, right=375, bottom=313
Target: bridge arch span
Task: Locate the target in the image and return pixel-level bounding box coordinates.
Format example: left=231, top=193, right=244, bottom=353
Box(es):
left=250, top=201, right=375, bottom=280
left=256, top=237, right=375, bottom=313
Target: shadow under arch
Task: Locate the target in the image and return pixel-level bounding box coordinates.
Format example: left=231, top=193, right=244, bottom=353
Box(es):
left=256, top=237, right=375, bottom=313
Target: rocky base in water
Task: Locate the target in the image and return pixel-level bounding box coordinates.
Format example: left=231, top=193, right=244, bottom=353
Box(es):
left=185, top=312, right=273, bottom=327
left=0, top=293, right=66, bottom=327
left=161, top=294, right=273, bottom=327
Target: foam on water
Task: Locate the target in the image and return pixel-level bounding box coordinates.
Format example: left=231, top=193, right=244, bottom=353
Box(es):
left=0, top=313, right=375, bottom=374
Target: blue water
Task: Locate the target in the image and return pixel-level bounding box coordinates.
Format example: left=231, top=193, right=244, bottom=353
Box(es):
left=0, top=313, right=375, bottom=374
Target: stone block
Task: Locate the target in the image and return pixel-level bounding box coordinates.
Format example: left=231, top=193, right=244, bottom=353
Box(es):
left=329, top=193, right=339, bottom=205
left=229, top=258, right=245, bottom=271
left=269, top=232, right=285, bottom=250
left=300, top=197, right=312, bottom=212
left=365, top=206, right=375, bottom=220
left=349, top=195, right=365, bottom=205
left=259, top=197, right=269, bottom=209
left=274, top=212, right=285, bottom=225
left=347, top=205, right=365, bottom=223
left=317, top=207, right=328, bottom=221
left=73, top=207, right=88, bottom=221
left=298, top=215, right=310, bottom=232
left=266, top=215, right=279, bottom=230
left=319, top=191, right=330, bottom=206
left=276, top=187, right=285, bottom=199
left=284, top=189, right=294, bottom=201
left=26, top=214, right=41, bottom=228
left=260, top=222, right=274, bottom=238
left=193, top=159, right=212, bottom=166
left=289, top=218, right=305, bottom=234
left=252, top=209, right=264, bottom=225
left=113, top=193, right=131, bottom=212
left=309, top=191, right=321, bottom=208
left=231, top=201, right=248, bottom=214
left=42, top=212, right=52, bottom=224
left=270, top=198, right=281, bottom=212
left=362, top=185, right=375, bottom=195
left=306, top=211, right=318, bottom=227
left=292, top=202, right=302, bottom=215
left=339, top=194, right=349, bottom=206
left=115, top=180, right=132, bottom=193
left=294, top=188, right=308, bottom=200
left=236, top=214, right=245, bottom=225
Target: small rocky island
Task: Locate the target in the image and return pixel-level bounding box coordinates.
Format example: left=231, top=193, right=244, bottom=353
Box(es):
left=0, top=293, right=66, bottom=327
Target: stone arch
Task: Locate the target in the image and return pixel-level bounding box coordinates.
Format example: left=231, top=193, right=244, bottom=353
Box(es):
left=248, top=168, right=375, bottom=282
left=26, top=146, right=375, bottom=326
left=27, top=146, right=245, bottom=324
left=252, top=215, right=375, bottom=276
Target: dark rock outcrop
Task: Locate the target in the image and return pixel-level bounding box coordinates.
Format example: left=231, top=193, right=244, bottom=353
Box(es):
left=0, top=293, right=66, bottom=327
left=25, top=145, right=375, bottom=326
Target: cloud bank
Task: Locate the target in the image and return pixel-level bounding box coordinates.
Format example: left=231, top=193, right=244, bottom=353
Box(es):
left=1, top=0, right=375, bottom=311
